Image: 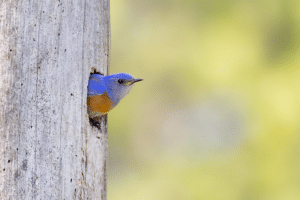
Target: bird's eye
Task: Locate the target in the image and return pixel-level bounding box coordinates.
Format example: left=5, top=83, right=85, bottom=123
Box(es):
left=118, top=79, right=124, bottom=84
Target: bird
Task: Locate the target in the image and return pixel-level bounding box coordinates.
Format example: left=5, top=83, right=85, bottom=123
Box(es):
left=87, top=70, right=143, bottom=124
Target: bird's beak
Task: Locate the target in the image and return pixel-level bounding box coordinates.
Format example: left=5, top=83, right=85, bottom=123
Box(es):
left=133, top=78, right=143, bottom=83
left=127, top=78, right=143, bottom=85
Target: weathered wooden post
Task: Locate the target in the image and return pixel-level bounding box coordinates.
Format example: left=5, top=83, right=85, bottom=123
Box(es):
left=0, top=0, right=109, bottom=199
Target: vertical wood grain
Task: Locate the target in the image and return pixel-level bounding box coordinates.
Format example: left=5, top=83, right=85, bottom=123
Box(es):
left=0, top=0, right=109, bottom=199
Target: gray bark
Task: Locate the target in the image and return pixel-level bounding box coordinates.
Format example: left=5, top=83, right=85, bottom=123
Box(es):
left=0, top=0, right=110, bottom=199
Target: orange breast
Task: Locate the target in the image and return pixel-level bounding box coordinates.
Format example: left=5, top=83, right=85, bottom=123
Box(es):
left=87, top=92, right=114, bottom=117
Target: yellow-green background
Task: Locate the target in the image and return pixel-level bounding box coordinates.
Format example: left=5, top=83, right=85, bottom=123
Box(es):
left=108, top=0, right=300, bottom=199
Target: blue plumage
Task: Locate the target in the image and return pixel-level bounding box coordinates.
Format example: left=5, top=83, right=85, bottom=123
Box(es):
left=87, top=73, right=142, bottom=118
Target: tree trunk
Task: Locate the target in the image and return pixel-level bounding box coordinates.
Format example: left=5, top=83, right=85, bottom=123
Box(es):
left=0, top=0, right=109, bottom=199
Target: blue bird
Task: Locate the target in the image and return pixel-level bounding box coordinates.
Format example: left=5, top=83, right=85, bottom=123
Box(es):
left=87, top=72, right=143, bottom=119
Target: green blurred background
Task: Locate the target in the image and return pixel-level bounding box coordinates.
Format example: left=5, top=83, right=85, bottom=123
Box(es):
left=107, top=0, right=300, bottom=199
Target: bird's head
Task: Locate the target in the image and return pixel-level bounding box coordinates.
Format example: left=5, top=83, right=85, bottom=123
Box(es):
left=104, top=73, right=143, bottom=105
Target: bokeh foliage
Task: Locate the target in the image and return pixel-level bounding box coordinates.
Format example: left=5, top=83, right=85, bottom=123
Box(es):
left=108, top=0, right=300, bottom=199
